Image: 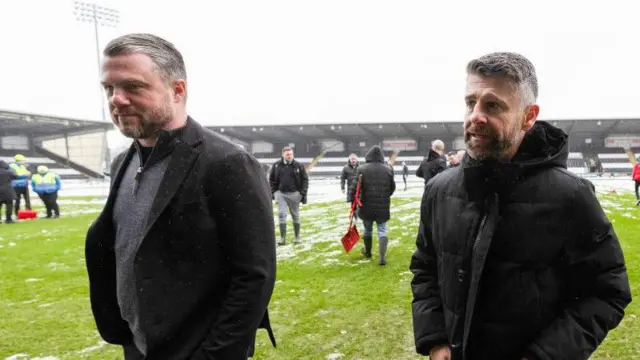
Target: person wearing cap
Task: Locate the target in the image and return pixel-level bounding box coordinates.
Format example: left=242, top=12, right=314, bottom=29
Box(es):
left=9, top=154, right=32, bottom=216
left=31, top=166, right=61, bottom=218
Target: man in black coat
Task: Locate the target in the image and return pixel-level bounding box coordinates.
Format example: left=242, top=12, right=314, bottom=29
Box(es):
left=348, top=145, right=395, bottom=265
left=402, top=162, right=409, bottom=190
left=416, top=139, right=447, bottom=185
left=269, top=146, right=309, bottom=245
left=340, top=153, right=359, bottom=198
left=85, top=33, right=276, bottom=360
left=0, top=160, right=16, bottom=223
left=410, top=52, right=631, bottom=360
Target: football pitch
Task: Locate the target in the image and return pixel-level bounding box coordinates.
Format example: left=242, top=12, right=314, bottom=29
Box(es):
left=1, top=184, right=638, bottom=360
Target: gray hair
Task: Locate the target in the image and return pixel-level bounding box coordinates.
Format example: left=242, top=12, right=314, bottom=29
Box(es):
left=431, top=139, right=445, bottom=152
left=103, top=33, right=187, bottom=83
left=466, top=52, right=538, bottom=107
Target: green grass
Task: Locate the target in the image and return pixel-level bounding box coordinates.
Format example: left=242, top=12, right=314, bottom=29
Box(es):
left=0, top=192, right=638, bottom=359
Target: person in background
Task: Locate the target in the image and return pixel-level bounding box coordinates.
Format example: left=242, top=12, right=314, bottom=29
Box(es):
left=632, top=159, right=640, bottom=206
left=340, top=153, right=359, bottom=197
left=9, top=154, right=32, bottom=216
left=349, top=145, right=396, bottom=265
left=31, top=165, right=61, bottom=218
left=0, top=160, right=16, bottom=223
left=402, top=161, right=409, bottom=190
left=270, top=146, right=309, bottom=245
left=448, top=150, right=465, bottom=168
left=415, top=140, right=446, bottom=185
left=410, top=51, right=631, bottom=360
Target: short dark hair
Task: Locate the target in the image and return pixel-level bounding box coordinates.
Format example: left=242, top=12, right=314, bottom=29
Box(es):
left=103, top=33, right=187, bottom=83
left=466, top=52, right=538, bottom=105
left=282, top=146, right=293, bottom=153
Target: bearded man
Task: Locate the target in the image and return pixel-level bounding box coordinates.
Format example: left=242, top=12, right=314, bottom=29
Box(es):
left=410, top=52, right=631, bottom=360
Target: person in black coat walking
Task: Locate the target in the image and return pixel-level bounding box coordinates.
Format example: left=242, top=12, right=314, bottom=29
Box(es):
left=340, top=153, right=359, bottom=220
left=0, top=160, right=16, bottom=223
left=402, top=162, right=409, bottom=190
left=85, top=33, right=276, bottom=360
left=340, top=153, right=359, bottom=198
left=269, top=146, right=309, bottom=245
left=410, top=52, right=631, bottom=360
left=349, top=145, right=395, bottom=265
left=416, top=139, right=447, bottom=185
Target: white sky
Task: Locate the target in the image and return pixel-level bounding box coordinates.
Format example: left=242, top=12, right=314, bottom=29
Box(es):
left=1, top=0, right=639, bottom=137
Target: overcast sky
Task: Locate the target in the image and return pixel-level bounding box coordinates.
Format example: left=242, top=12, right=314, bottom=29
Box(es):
left=1, top=0, right=639, bottom=135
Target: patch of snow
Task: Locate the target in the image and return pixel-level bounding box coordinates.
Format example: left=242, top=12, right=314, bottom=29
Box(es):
left=326, top=353, right=344, bottom=360
left=5, top=355, right=29, bottom=360
left=77, top=341, right=107, bottom=354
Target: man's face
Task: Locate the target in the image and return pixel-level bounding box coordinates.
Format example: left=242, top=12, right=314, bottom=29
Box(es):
left=101, top=53, right=176, bottom=140
left=283, top=150, right=294, bottom=161
left=349, top=155, right=357, bottom=165
left=464, top=74, right=538, bottom=161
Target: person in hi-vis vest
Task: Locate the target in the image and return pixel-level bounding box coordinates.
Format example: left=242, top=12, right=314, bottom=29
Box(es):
left=9, top=154, right=32, bottom=216
left=31, top=166, right=61, bottom=218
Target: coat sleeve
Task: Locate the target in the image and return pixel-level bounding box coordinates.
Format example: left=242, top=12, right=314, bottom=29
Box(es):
left=410, top=185, right=448, bottom=355
left=85, top=150, right=134, bottom=346
left=300, top=163, right=309, bottom=196
left=415, top=160, right=425, bottom=179
left=268, top=163, right=277, bottom=195
left=347, top=169, right=361, bottom=203
left=340, top=167, right=347, bottom=191
left=202, top=152, right=277, bottom=359
left=389, top=170, right=396, bottom=196
left=525, top=179, right=631, bottom=360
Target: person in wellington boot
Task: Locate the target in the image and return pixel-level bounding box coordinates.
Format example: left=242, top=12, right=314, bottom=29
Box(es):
left=269, top=146, right=309, bottom=245
left=349, top=145, right=395, bottom=265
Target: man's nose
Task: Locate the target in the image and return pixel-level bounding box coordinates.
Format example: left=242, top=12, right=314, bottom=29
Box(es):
left=110, top=88, right=131, bottom=107
left=468, top=104, right=488, bottom=125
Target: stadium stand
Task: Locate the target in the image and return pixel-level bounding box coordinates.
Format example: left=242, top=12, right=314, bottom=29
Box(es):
left=216, top=119, right=640, bottom=180
left=1, top=109, right=112, bottom=182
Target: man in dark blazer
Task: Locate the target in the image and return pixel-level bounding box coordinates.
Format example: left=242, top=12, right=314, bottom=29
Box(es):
left=85, top=33, right=276, bottom=360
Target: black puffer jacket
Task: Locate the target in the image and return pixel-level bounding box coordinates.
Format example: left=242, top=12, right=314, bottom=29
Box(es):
left=340, top=162, right=358, bottom=192
left=410, top=121, right=631, bottom=360
left=349, top=146, right=395, bottom=222
left=0, top=160, right=16, bottom=202
left=416, top=150, right=447, bottom=184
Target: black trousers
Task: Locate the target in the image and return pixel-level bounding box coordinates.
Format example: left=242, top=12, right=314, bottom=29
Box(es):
left=635, top=180, right=639, bottom=200
left=14, top=186, right=31, bottom=215
left=38, top=192, right=59, bottom=217
left=0, top=201, right=13, bottom=221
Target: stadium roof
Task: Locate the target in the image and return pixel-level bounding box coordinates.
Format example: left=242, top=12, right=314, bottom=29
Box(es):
left=209, top=118, right=640, bottom=143
left=0, top=108, right=113, bottom=138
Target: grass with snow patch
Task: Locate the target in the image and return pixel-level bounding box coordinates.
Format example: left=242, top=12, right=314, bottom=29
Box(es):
left=0, top=191, right=638, bottom=359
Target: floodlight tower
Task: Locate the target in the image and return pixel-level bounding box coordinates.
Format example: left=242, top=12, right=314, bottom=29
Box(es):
left=73, top=1, right=119, bottom=173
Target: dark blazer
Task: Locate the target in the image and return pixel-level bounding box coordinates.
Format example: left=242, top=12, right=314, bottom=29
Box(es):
left=85, top=117, right=277, bottom=360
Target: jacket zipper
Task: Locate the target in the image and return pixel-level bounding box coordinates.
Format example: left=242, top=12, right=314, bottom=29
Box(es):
left=472, top=213, right=488, bottom=256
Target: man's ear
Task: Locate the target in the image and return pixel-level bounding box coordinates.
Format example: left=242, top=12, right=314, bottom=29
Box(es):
left=172, top=79, right=187, bottom=103
left=522, top=104, right=539, bottom=131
